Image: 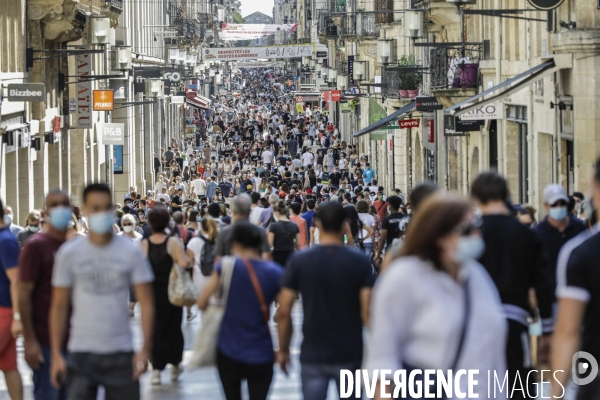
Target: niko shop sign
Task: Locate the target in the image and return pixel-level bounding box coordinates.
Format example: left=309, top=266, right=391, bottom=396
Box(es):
left=100, top=123, right=125, bottom=145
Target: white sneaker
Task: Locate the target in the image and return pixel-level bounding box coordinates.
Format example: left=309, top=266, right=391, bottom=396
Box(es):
left=151, top=370, right=161, bottom=385
left=170, top=365, right=182, bottom=382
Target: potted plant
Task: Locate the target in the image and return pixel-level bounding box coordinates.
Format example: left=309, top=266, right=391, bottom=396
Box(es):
left=398, top=55, right=422, bottom=98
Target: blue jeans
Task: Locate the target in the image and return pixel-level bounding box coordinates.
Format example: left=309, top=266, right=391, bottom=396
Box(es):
left=301, top=363, right=359, bottom=400
left=33, top=347, right=68, bottom=400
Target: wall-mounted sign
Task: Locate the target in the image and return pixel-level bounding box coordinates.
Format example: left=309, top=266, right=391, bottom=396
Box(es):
left=415, top=96, right=443, bottom=111
left=6, top=83, right=46, bottom=102
left=444, top=115, right=484, bottom=132
left=92, top=90, right=114, bottom=111
left=342, top=86, right=361, bottom=100
left=75, top=51, right=92, bottom=129
left=113, top=145, right=124, bottom=174
left=427, top=120, right=434, bottom=143
left=347, top=55, right=355, bottom=85
left=53, top=116, right=61, bottom=134
left=100, top=123, right=125, bottom=145
left=69, top=98, right=76, bottom=113
left=459, top=102, right=504, bottom=120
left=399, top=119, right=420, bottom=129
left=316, top=51, right=327, bottom=58
left=370, top=132, right=387, bottom=141
left=527, top=0, right=564, bottom=10
left=171, top=96, right=185, bottom=104
left=133, top=68, right=161, bottom=93
left=204, top=45, right=315, bottom=61
left=330, top=90, right=341, bottom=102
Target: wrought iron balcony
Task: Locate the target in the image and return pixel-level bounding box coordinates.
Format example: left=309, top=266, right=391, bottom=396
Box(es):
left=359, top=13, right=379, bottom=38
left=381, top=67, right=400, bottom=99
left=430, top=44, right=482, bottom=91
left=339, top=15, right=357, bottom=38
left=104, top=0, right=123, bottom=12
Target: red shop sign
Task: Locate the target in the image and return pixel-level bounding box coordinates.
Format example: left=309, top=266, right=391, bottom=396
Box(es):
left=427, top=120, right=435, bottom=143
left=399, top=119, right=420, bottom=129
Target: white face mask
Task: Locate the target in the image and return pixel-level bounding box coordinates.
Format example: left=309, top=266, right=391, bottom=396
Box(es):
left=123, top=225, right=134, bottom=233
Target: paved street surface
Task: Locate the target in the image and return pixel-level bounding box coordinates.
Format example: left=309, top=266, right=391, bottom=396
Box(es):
left=0, top=301, right=579, bottom=400
left=0, top=302, right=340, bottom=400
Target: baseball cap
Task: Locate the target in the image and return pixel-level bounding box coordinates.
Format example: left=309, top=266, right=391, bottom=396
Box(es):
left=543, top=184, right=569, bottom=205
left=279, top=191, right=286, bottom=198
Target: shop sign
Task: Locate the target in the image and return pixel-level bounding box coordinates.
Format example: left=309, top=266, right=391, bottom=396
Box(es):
left=100, top=123, right=125, bottom=145
left=399, top=119, right=420, bottom=129
left=415, top=96, right=443, bottom=111
left=6, top=83, right=45, bottom=102
left=459, top=102, right=504, bottom=120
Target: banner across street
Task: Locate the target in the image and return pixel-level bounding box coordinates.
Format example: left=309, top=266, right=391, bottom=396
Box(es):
left=220, top=23, right=299, bottom=40
left=203, top=44, right=315, bottom=61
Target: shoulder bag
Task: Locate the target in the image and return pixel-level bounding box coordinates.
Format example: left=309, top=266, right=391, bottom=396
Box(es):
left=241, top=258, right=270, bottom=329
left=167, top=238, right=198, bottom=307
left=188, top=256, right=235, bottom=368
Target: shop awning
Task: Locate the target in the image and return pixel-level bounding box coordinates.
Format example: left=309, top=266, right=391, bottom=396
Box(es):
left=353, top=101, right=416, bottom=137
left=445, top=54, right=572, bottom=116
left=186, top=95, right=211, bottom=110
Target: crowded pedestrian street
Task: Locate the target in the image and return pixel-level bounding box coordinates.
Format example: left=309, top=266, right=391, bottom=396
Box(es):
left=2, top=0, right=600, bottom=398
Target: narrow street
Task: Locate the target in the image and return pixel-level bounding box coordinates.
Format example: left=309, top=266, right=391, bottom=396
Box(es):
left=0, top=303, right=340, bottom=400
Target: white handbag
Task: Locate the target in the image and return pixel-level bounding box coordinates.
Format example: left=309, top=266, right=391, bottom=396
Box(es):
left=188, top=256, right=235, bottom=368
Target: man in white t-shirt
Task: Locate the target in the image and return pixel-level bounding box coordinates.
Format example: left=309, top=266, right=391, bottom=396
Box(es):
left=190, top=175, right=207, bottom=196
left=262, top=149, right=274, bottom=169
left=302, top=150, right=314, bottom=167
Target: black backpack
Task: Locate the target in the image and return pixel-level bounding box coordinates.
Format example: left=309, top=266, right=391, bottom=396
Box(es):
left=324, top=136, right=331, bottom=148
left=321, top=172, right=330, bottom=183
left=199, top=236, right=217, bottom=276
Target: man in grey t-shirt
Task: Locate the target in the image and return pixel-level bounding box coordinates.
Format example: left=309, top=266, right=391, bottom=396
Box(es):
left=49, top=183, right=155, bottom=399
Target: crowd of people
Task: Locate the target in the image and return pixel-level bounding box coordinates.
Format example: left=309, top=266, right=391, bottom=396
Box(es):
left=0, top=68, right=599, bottom=400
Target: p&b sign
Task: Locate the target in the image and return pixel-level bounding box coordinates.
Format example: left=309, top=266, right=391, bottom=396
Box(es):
left=100, top=123, right=125, bottom=145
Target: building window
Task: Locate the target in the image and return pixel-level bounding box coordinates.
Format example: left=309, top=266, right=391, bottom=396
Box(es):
left=375, top=0, right=394, bottom=24
left=506, top=105, right=528, bottom=204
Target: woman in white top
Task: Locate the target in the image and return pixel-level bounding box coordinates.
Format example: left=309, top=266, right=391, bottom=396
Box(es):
left=117, top=214, right=143, bottom=242
left=365, top=196, right=507, bottom=399
left=356, top=200, right=375, bottom=256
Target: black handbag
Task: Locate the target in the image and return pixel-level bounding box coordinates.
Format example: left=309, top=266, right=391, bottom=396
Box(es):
left=403, top=278, right=471, bottom=400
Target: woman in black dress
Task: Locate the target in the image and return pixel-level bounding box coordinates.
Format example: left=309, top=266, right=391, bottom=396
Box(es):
left=142, top=206, right=191, bottom=385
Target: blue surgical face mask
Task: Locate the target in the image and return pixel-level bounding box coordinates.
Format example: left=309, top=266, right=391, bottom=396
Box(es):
left=3, top=214, right=13, bottom=225
left=88, top=211, right=115, bottom=235
left=549, top=206, right=568, bottom=221
left=49, top=206, right=72, bottom=230
left=452, top=236, right=486, bottom=264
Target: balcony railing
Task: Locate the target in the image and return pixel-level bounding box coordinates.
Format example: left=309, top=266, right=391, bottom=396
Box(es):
left=104, top=0, right=123, bottom=11
left=359, top=13, right=379, bottom=38
left=381, top=67, right=400, bottom=99
left=375, top=0, right=394, bottom=24
left=430, top=44, right=482, bottom=90
left=340, top=15, right=357, bottom=37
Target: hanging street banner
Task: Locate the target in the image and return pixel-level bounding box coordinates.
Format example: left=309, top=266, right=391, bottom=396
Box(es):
left=75, top=49, right=92, bottom=129
left=220, top=23, right=299, bottom=40
left=368, top=97, right=389, bottom=141
left=233, top=62, right=280, bottom=68
left=203, top=44, right=315, bottom=61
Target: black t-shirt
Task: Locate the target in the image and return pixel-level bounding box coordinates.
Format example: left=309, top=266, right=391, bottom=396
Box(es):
left=218, top=182, right=233, bottom=197
left=559, top=228, right=600, bottom=361
left=282, top=245, right=374, bottom=364
left=171, top=194, right=182, bottom=209
left=478, top=214, right=553, bottom=322
left=329, top=172, right=342, bottom=187
left=268, top=221, right=299, bottom=252
left=381, top=212, right=410, bottom=248
left=277, top=156, right=289, bottom=166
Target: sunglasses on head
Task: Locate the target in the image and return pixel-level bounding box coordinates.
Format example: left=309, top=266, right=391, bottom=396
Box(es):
left=453, top=218, right=482, bottom=236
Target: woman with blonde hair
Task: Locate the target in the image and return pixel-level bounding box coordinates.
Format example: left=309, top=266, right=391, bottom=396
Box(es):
left=258, top=177, right=269, bottom=197
left=187, top=216, right=219, bottom=296
left=117, top=213, right=142, bottom=242
left=365, top=196, right=507, bottom=398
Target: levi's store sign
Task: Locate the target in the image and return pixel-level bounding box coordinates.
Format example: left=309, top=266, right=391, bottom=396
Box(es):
left=415, top=96, right=443, bottom=111
left=399, top=119, right=420, bottom=129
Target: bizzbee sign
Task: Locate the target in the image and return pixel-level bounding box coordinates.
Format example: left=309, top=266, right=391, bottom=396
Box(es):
left=6, top=83, right=45, bottom=102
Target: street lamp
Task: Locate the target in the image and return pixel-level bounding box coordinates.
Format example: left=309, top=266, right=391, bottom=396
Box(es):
left=168, top=47, right=179, bottom=66
left=404, top=10, right=424, bottom=38
left=337, top=74, right=348, bottom=90
left=328, top=67, right=338, bottom=84
left=321, top=66, right=329, bottom=81
left=353, top=60, right=366, bottom=81
left=309, top=59, right=316, bottom=71
left=178, top=50, right=187, bottom=66
left=377, top=37, right=393, bottom=65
